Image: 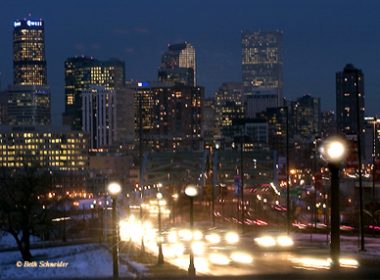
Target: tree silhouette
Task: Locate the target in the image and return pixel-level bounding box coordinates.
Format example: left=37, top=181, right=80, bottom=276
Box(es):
left=0, top=167, right=51, bottom=261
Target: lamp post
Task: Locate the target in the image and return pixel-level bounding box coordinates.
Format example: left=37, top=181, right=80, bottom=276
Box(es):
left=171, top=193, right=179, bottom=223
left=212, top=142, right=220, bottom=227
left=320, top=136, right=348, bottom=269
left=156, top=192, right=164, bottom=265
left=372, top=118, right=379, bottom=203
left=372, top=118, right=379, bottom=236
left=354, top=74, right=365, bottom=251
left=240, top=125, right=245, bottom=232
left=185, top=185, right=199, bottom=277
left=285, top=106, right=290, bottom=235
left=108, top=182, right=122, bottom=279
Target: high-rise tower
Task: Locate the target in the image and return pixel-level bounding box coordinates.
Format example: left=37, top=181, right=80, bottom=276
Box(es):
left=158, top=42, right=196, bottom=86
left=13, top=18, right=46, bottom=86
left=336, top=64, right=365, bottom=135
left=63, top=56, right=125, bottom=130
left=242, top=31, right=283, bottom=117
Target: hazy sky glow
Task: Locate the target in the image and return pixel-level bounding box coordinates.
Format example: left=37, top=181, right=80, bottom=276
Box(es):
left=1, top=0, right=380, bottom=124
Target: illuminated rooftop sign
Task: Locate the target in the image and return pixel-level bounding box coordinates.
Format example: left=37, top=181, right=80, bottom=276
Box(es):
left=27, top=20, right=42, bottom=27
left=13, top=19, right=43, bottom=28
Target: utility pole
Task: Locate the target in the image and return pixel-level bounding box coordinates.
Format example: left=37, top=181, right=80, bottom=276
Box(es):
left=240, top=124, right=245, bottom=232
left=139, top=89, right=145, bottom=255
left=355, top=74, right=365, bottom=251
left=285, top=106, right=291, bottom=234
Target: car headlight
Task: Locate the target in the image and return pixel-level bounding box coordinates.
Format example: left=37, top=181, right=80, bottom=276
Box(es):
left=225, top=231, right=239, bottom=244
left=277, top=235, right=294, bottom=247
left=254, top=236, right=276, bottom=247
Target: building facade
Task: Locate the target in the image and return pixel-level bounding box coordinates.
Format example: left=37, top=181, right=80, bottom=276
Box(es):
left=0, top=126, right=88, bottom=171
left=63, top=56, right=125, bottom=130
left=241, top=31, right=283, bottom=99
left=336, top=64, right=365, bottom=136
left=215, top=82, right=244, bottom=140
left=6, top=85, right=50, bottom=126
left=290, top=94, right=320, bottom=141
left=82, top=86, right=116, bottom=150
left=129, top=81, right=203, bottom=151
left=13, top=18, right=47, bottom=86
left=158, top=42, right=196, bottom=86
left=320, top=110, right=336, bottom=139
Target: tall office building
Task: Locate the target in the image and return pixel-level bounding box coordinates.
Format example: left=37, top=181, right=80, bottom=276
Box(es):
left=63, top=56, right=125, bottom=130
left=7, top=85, right=50, bottom=126
left=290, top=94, right=320, bottom=141
left=129, top=81, right=203, bottom=151
left=202, top=97, right=218, bottom=146
left=82, top=86, right=116, bottom=150
left=320, top=111, right=336, bottom=139
left=336, top=64, right=365, bottom=136
left=158, top=42, right=196, bottom=86
left=215, top=82, right=244, bottom=139
left=242, top=31, right=283, bottom=115
left=258, top=106, right=288, bottom=156
left=6, top=18, right=51, bottom=126
left=13, top=18, right=47, bottom=86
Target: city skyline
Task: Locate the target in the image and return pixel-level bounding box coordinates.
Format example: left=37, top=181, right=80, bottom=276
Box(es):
left=0, top=0, right=380, bottom=125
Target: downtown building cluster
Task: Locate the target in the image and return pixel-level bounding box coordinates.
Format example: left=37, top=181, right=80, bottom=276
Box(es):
left=0, top=17, right=378, bottom=195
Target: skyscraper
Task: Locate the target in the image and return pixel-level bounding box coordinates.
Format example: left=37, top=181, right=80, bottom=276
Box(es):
left=129, top=81, right=203, bottom=151
left=242, top=31, right=283, bottom=116
left=7, top=85, right=50, bottom=126
left=242, top=31, right=283, bottom=93
left=290, top=94, right=321, bottom=141
left=336, top=64, right=365, bottom=135
left=82, top=86, right=116, bottom=150
left=6, top=18, right=51, bottom=126
left=13, top=18, right=47, bottom=86
left=63, top=56, right=125, bottom=130
left=158, top=42, right=196, bottom=86
left=215, top=82, right=244, bottom=139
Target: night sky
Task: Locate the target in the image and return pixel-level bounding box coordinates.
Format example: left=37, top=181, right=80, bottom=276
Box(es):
left=0, top=0, right=379, bottom=125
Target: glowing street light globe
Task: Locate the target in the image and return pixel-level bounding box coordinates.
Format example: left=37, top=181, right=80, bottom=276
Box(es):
left=108, top=182, right=122, bottom=195
left=156, top=192, right=163, bottom=200
left=185, top=185, right=198, bottom=197
left=320, top=136, right=348, bottom=163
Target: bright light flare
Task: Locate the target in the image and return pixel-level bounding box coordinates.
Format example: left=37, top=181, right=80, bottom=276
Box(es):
left=291, top=256, right=359, bottom=270
left=108, top=182, right=121, bottom=195
left=167, top=230, right=178, bottom=243
left=225, top=231, right=239, bottom=244
left=178, top=229, right=192, bottom=241
left=193, top=230, right=203, bottom=241
left=191, top=241, right=205, bottom=256
left=339, top=258, right=359, bottom=268
left=320, top=136, right=348, bottom=163
left=230, top=252, right=253, bottom=264
left=185, top=185, right=198, bottom=197
left=208, top=253, right=230, bottom=266
left=277, top=235, right=294, bottom=247
left=164, top=243, right=185, bottom=258
left=254, top=236, right=276, bottom=247
left=205, top=233, right=221, bottom=244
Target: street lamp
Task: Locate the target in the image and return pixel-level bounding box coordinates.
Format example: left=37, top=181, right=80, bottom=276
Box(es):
left=156, top=192, right=164, bottom=265
left=171, top=193, right=179, bottom=223
left=212, top=142, right=220, bottom=227
left=320, top=136, right=348, bottom=269
left=107, top=182, right=121, bottom=279
left=185, top=185, right=199, bottom=277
